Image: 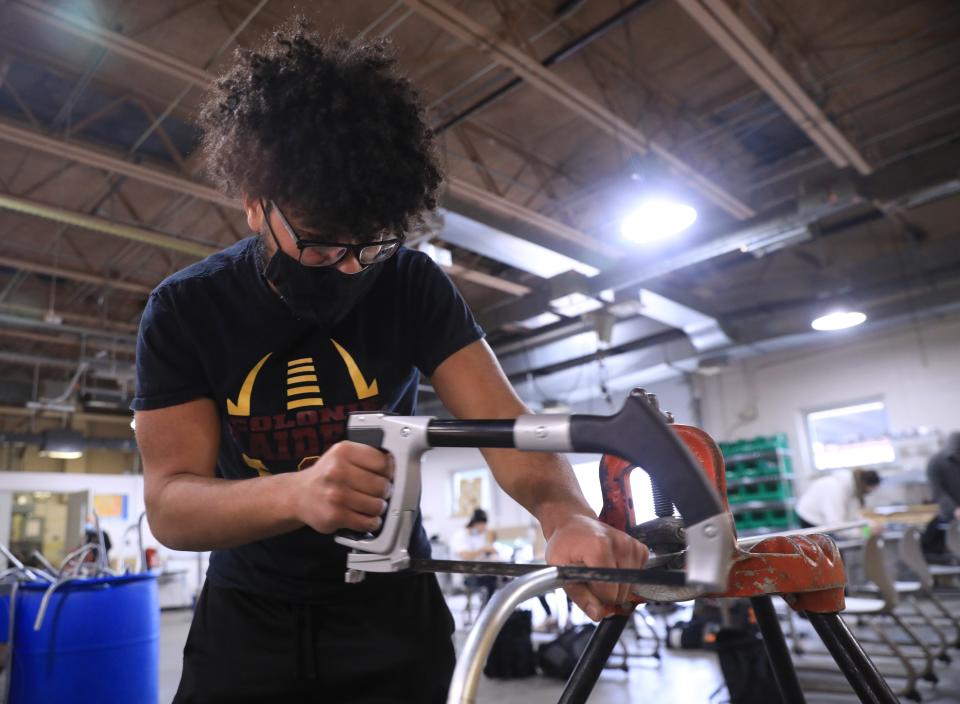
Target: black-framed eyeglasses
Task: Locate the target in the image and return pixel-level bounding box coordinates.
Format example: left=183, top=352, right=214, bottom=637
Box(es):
left=267, top=200, right=402, bottom=268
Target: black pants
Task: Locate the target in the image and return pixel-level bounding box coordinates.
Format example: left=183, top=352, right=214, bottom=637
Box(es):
left=174, top=574, right=456, bottom=703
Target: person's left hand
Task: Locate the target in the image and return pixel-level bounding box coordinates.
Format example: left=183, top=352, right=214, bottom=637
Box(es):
left=544, top=515, right=649, bottom=621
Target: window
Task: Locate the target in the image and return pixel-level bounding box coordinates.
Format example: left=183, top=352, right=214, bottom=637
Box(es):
left=806, top=400, right=895, bottom=471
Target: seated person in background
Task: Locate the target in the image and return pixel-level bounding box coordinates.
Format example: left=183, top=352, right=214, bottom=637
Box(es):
left=796, top=468, right=881, bottom=531
left=80, top=521, right=112, bottom=565
left=450, top=508, right=498, bottom=603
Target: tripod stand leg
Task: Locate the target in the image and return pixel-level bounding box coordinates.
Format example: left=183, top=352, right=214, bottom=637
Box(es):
left=558, top=615, right=631, bottom=704
left=750, top=596, right=807, bottom=704
left=807, top=612, right=899, bottom=704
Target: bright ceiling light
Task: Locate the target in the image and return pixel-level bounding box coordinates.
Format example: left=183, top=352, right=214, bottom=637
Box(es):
left=620, top=199, right=698, bottom=244
left=811, top=310, right=867, bottom=331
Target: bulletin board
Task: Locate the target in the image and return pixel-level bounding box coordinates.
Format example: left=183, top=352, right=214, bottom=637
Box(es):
left=93, top=493, right=129, bottom=519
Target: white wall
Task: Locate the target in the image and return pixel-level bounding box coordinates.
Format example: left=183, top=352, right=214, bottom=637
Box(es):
left=698, top=314, right=960, bottom=491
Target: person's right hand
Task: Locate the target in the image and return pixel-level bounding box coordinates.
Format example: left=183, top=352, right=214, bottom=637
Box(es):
left=954, top=507, right=960, bottom=521
left=293, top=441, right=394, bottom=534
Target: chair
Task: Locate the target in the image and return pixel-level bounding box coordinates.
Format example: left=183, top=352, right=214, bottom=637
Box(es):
left=898, top=527, right=960, bottom=647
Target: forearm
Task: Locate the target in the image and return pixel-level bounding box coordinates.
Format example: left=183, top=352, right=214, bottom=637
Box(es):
left=147, top=472, right=303, bottom=551
left=481, top=448, right=594, bottom=539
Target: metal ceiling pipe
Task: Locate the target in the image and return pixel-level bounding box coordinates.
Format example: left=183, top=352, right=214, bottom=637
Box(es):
left=436, top=0, right=656, bottom=133
left=0, top=302, right=138, bottom=334
left=0, top=349, right=134, bottom=374
left=0, top=254, right=152, bottom=295
left=11, top=0, right=212, bottom=88
left=404, top=0, right=755, bottom=219
left=0, top=191, right=218, bottom=258
left=674, top=0, right=872, bottom=175
left=0, top=120, right=236, bottom=210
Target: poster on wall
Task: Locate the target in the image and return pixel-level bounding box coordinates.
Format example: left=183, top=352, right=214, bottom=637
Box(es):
left=93, top=493, right=128, bottom=519
left=452, top=468, right=492, bottom=518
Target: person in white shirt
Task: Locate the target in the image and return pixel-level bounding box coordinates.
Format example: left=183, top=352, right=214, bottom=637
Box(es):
left=796, top=468, right=881, bottom=528
left=450, top=508, right=498, bottom=603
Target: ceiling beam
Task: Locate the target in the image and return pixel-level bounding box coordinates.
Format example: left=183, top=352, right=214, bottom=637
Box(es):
left=0, top=302, right=137, bottom=333
left=0, top=254, right=153, bottom=295
left=1, top=181, right=533, bottom=299
left=445, top=178, right=620, bottom=260
left=0, top=404, right=136, bottom=425
left=674, top=0, right=872, bottom=175
left=402, top=0, right=754, bottom=219
left=0, top=191, right=219, bottom=258
left=11, top=0, right=212, bottom=89
left=0, top=119, right=237, bottom=210
left=7, top=5, right=619, bottom=263
left=0, top=327, right=133, bottom=355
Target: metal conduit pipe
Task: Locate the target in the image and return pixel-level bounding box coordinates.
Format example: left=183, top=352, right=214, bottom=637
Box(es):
left=447, top=567, right=564, bottom=704
left=436, top=0, right=656, bottom=133
left=0, top=192, right=219, bottom=258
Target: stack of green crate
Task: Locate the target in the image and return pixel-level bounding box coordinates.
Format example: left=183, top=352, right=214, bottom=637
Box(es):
left=719, top=433, right=798, bottom=534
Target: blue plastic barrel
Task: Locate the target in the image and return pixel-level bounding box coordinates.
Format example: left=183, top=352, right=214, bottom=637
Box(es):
left=10, top=574, right=158, bottom=704
left=0, top=591, right=9, bottom=643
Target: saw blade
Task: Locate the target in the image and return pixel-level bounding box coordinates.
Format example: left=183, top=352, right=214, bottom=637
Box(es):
left=407, top=558, right=686, bottom=586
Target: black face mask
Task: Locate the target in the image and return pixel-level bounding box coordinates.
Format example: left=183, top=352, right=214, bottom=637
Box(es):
left=258, top=232, right=382, bottom=329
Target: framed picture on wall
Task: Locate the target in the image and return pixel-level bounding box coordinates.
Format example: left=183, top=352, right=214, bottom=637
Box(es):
left=451, top=468, right=492, bottom=518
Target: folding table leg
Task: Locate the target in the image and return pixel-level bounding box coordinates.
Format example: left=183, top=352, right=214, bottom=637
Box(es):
left=558, top=614, right=630, bottom=704
left=750, top=596, right=806, bottom=704
left=807, top=612, right=900, bottom=704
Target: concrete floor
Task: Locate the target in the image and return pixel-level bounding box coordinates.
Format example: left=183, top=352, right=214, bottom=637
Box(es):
left=159, top=594, right=960, bottom=703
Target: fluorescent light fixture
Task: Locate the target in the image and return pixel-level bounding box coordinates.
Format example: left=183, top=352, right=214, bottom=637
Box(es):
left=620, top=199, right=697, bottom=244
left=515, top=311, right=562, bottom=330
left=549, top=292, right=604, bottom=317
left=811, top=310, right=867, bottom=331
left=38, top=429, right=85, bottom=460
left=40, top=450, right=84, bottom=460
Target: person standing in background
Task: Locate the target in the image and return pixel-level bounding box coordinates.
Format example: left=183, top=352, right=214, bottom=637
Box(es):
left=921, top=433, right=960, bottom=557
left=928, top=433, right=960, bottom=522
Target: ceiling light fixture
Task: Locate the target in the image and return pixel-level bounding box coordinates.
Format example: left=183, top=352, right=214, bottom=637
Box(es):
left=620, top=199, right=698, bottom=244
left=811, top=310, right=867, bottom=332
left=38, top=429, right=85, bottom=460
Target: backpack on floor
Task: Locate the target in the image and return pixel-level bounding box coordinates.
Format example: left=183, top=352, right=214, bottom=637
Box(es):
left=536, top=624, right=596, bottom=680
left=715, top=628, right=784, bottom=704
left=483, top=609, right=536, bottom=679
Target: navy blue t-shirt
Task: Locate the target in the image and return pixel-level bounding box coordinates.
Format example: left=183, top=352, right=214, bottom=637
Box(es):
left=132, top=237, right=483, bottom=601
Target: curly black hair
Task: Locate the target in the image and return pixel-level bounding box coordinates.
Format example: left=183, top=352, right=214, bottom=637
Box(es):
left=198, top=18, right=442, bottom=241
